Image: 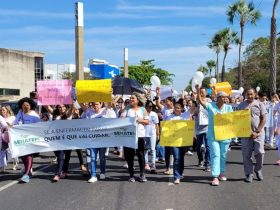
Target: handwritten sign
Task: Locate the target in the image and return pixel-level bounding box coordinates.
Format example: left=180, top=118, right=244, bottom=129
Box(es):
left=160, top=120, right=194, bottom=147
left=214, top=110, right=251, bottom=140
left=76, top=79, right=112, bottom=103
left=37, top=80, right=72, bottom=105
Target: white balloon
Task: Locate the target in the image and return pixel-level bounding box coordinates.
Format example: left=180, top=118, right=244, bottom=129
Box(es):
left=210, top=78, right=217, bottom=85
left=256, top=86, right=260, bottom=92
left=192, top=78, right=201, bottom=92
left=173, top=90, right=178, bottom=96
left=150, top=91, right=156, bottom=100
left=193, top=71, right=204, bottom=82
left=150, top=75, right=161, bottom=87
left=239, top=87, right=244, bottom=94
left=184, top=91, right=188, bottom=96
left=150, top=84, right=157, bottom=91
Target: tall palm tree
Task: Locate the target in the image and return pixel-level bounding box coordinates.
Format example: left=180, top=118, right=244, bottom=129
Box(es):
left=270, top=0, right=279, bottom=95
left=209, top=34, right=222, bottom=82
left=206, top=60, right=216, bottom=78
left=197, top=65, right=209, bottom=75
left=227, top=0, right=261, bottom=87
left=218, top=28, right=240, bottom=82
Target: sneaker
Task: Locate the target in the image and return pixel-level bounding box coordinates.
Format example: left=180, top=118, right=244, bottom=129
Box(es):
left=218, top=174, right=227, bottom=181
left=204, top=166, right=211, bottom=172
left=52, top=175, right=60, bottom=182
left=88, top=176, right=98, bottom=183
left=255, top=171, right=263, bottom=181
left=128, top=176, right=135, bottom=183
left=245, top=174, right=253, bottom=183
left=186, top=151, right=193, bottom=156
left=197, top=161, right=203, bottom=168
left=164, top=169, right=171, bottom=175
left=211, top=178, right=219, bottom=186
left=100, top=173, right=106, bottom=180
left=123, top=163, right=128, bottom=168
left=20, top=175, right=30, bottom=183
left=139, top=174, right=147, bottom=183
left=51, top=157, right=57, bottom=164
left=174, top=179, right=180, bottom=184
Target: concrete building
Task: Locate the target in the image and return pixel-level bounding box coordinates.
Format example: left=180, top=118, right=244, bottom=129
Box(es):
left=44, top=64, right=90, bottom=80
left=0, top=48, right=44, bottom=101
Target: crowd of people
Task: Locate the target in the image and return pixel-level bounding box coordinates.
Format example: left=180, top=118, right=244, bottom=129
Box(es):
left=0, top=85, right=279, bottom=186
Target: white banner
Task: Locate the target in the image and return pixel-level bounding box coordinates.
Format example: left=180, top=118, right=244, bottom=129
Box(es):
left=8, top=117, right=137, bottom=158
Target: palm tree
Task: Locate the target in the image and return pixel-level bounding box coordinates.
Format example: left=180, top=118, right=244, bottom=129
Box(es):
left=197, top=65, right=209, bottom=75
left=218, top=28, right=240, bottom=82
left=227, top=0, right=261, bottom=87
left=209, top=34, right=222, bottom=82
left=206, top=60, right=216, bottom=78
left=270, top=0, right=279, bottom=95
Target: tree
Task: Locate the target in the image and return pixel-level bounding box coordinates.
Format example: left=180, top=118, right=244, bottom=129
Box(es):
left=209, top=33, right=222, bottom=82
left=206, top=60, right=216, bottom=78
left=120, top=60, right=174, bottom=85
left=270, top=0, right=279, bottom=95
left=227, top=0, right=261, bottom=87
left=60, top=71, right=93, bottom=84
left=218, top=28, right=239, bottom=82
left=197, top=65, right=209, bottom=75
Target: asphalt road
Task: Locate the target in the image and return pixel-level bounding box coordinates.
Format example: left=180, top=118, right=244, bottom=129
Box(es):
left=0, top=147, right=279, bottom=210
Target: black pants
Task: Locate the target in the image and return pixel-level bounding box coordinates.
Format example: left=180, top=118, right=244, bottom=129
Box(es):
left=124, top=137, right=145, bottom=177
left=62, top=150, right=85, bottom=173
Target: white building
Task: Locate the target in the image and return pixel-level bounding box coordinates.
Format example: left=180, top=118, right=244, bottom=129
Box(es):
left=44, top=64, right=90, bottom=80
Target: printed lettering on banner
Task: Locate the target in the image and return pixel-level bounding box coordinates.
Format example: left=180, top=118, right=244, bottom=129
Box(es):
left=160, top=120, right=194, bottom=147
left=37, top=80, right=72, bottom=105
left=214, top=110, right=251, bottom=140
left=8, top=117, right=137, bottom=157
left=76, top=79, right=112, bottom=103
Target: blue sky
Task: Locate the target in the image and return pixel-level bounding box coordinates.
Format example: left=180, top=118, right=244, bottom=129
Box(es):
left=0, top=0, right=277, bottom=91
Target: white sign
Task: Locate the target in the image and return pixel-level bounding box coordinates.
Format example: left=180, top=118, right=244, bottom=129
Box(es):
left=199, top=108, right=209, bottom=125
left=9, top=117, right=137, bottom=158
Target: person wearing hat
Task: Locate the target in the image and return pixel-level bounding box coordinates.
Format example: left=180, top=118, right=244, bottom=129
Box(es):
left=196, top=85, right=233, bottom=186
left=121, top=92, right=149, bottom=183
left=238, top=89, right=267, bottom=183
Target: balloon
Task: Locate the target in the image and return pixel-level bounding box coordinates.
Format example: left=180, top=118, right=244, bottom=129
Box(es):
left=184, top=91, right=188, bottom=96
left=192, top=78, right=201, bottom=92
left=150, top=75, right=161, bottom=87
left=210, top=78, right=217, bottom=85
left=150, top=84, right=157, bottom=91
left=256, top=86, right=260, bottom=92
left=173, top=90, right=178, bottom=96
left=239, top=87, right=244, bottom=94
left=193, top=71, right=204, bottom=82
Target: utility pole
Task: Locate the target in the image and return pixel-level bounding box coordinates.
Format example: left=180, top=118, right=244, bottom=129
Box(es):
left=75, top=2, right=84, bottom=81
left=124, top=48, right=128, bottom=78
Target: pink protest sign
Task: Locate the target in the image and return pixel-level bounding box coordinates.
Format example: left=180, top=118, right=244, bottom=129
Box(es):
left=37, top=80, right=73, bottom=105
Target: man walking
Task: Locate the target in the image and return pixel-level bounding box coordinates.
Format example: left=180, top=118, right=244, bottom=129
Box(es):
left=238, top=89, right=267, bottom=183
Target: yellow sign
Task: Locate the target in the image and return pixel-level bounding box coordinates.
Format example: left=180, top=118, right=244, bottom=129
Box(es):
left=160, top=120, right=195, bottom=147
left=76, top=79, right=112, bottom=103
left=214, top=110, right=251, bottom=140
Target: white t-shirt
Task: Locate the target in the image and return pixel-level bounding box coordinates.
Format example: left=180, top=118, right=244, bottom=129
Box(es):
left=102, top=108, right=117, bottom=119
left=145, top=111, right=159, bottom=137
left=182, top=110, right=192, bottom=120
left=4, top=116, right=15, bottom=125
left=125, top=107, right=148, bottom=138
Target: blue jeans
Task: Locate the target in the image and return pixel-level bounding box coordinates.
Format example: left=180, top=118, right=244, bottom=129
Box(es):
left=144, top=135, right=157, bottom=166
left=173, top=146, right=187, bottom=180
left=196, top=133, right=210, bottom=166
left=209, top=139, right=230, bottom=177
left=89, top=148, right=106, bottom=177
left=156, top=140, right=165, bottom=160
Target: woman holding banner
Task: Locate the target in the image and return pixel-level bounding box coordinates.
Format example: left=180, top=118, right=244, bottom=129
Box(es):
left=165, top=101, right=191, bottom=184
left=196, top=85, right=233, bottom=186
left=44, top=104, right=73, bottom=182
left=14, top=97, right=40, bottom=183
left=121, top=92, right=149, bottom=183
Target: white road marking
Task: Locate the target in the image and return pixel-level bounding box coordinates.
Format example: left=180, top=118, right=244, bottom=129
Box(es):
left=0, top=164, right=51, bottom=192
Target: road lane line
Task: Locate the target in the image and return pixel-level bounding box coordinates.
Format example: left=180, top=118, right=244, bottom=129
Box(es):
left=0, top=164, right=51, bottom=192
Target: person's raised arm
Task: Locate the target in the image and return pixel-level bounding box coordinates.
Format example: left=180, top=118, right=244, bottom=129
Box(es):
left=66, top=104, right=74, bottom=118
left=155, top=87, right=163, bottom=110
left=195, top=85, right=207, bottom=109
left=44, top=105, right=54, bottom=114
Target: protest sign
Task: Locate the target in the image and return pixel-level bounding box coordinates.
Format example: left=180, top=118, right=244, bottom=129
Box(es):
left=37, top=80, right=72, bottom=105
left=76, top=79, right=112, bottom=103
left=8, top=117, right=137, bottom=157
left=214, top=110, right=251, bottom=140
left=160, top=120, right=194, bottom=147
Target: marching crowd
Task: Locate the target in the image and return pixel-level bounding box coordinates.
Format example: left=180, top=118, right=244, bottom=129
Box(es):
left=0, top=86, right=280, bottom=186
